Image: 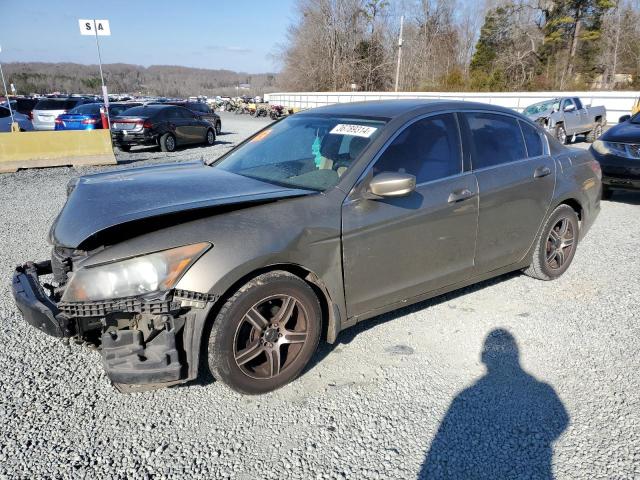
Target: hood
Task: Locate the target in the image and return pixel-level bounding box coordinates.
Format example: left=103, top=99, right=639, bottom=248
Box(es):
left=524, top=110, right=552, bottom=122
left=601, top=121, right=640, bottom=143
left=50, top=161, right=314, bottom=248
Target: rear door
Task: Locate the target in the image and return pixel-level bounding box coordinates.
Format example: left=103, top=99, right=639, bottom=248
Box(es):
left=462, top=112, right=555, bottom=274
left=166, top=107, right=189, bottom=144
left=342, top=113, right=479, bottom=317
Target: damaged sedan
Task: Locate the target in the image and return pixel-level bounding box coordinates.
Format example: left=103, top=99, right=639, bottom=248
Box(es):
left=12, top=100, right=601, bottom=394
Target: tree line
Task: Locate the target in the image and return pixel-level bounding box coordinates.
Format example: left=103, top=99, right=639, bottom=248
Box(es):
left=278, top=0, right=640, bottom=92
left=3, top=62, right=278, bottom=97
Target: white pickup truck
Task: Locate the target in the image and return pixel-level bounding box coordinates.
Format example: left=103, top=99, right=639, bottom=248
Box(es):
left=523, top=97, right=606, bottom=144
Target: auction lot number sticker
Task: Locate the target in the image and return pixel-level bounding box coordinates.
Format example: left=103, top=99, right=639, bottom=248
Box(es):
left=330, top=124, right=377, bottom=138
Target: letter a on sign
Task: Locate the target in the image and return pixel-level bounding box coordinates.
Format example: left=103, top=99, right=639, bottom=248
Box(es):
left=79, top=19, right=111, bottom=36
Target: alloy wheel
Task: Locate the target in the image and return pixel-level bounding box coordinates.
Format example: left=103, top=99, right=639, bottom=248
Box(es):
left=233, top=295, right=309, bottom=379
left=166, top=135, right=175, bottom=151
left=546, top=217, right=575, bottom=270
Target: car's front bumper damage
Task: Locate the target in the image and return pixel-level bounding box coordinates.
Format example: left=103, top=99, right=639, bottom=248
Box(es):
left=12, top=260, right=218, bottom=391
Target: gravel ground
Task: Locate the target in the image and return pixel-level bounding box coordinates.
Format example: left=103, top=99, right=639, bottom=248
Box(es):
left=0, top=113, right=639, bottom=479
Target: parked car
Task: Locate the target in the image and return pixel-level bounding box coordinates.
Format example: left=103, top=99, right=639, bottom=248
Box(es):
left=591, top=112, right=640, bottom=198
left=12, top=100, right=601, bottom=394
left=31, top=97, right=94, bottom=131
left=54, top=102, right=143, bottom=131
left=159, top=101, right=222, bottom=136
left=523, top=97, right=606, bottom=144
left=3, top=97, right=39, bottom=120
left=0, top=106, right=33, bottom=132
left=110, top=104, right=216, bottom=152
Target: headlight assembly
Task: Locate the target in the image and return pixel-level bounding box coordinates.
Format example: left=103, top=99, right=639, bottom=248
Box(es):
left=592, top=140, right=640, bottom=159
left=61, top=242, right=210, bottom=302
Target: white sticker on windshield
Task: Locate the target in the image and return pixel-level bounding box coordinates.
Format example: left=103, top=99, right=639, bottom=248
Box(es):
left=330, top=124, right=377, bottom=138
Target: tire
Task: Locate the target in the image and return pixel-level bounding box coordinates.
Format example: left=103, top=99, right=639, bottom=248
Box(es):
left=215, top=121, right=221, bottom=136
left=555, top=124, right=568, bottom=144
left=601, top=185, right=614, bottom=200
left=586, top=122, right=603, bottom=143
left=205, top=128, right=215, bottom=146
left=160, top=133, right=176, bottom=152
left=118, top=145, right=131, bottom=152
left=207, top=271, right=322, bottom=395
left=524, top=204, right=579, bottom=281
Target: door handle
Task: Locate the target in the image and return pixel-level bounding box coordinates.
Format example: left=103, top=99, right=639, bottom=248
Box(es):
left=534, top=166, right=552, bottom=178
left=448, top=188, right=476, bottom=203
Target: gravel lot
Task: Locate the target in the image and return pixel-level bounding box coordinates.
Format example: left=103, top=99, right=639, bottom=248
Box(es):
left=0, top=113, right=639, bottom=479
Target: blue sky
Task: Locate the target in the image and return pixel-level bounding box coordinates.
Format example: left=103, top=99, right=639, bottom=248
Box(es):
left=1, top=0, right=296, bottom=72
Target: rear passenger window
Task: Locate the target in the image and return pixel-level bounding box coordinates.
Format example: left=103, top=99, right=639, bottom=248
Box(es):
left=374, top=113, right=461, bottom=183
left=520, top=121, right=544, bottom=157
left=465, top=113, right=527, bottom=169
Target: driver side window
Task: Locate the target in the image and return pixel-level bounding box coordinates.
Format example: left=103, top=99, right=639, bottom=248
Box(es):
left=374, top=114, right=462, bottom=184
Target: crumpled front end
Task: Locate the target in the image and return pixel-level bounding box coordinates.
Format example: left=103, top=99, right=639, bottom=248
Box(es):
left=12, top=248, right=218, bottom=391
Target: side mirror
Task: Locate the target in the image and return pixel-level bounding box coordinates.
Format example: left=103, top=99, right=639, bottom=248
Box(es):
left=564, top=104, right=575, bottom=112
left=367, top=172, right=416, bottom=198
left=619, top=115, right=631, bottom=123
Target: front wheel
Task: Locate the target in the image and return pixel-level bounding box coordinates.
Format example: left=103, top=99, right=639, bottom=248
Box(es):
left=555, top=124, right=568, bottom=144
left=207, top=271, right=322, bottom=395
left=524, top=204, right=579, bottom=280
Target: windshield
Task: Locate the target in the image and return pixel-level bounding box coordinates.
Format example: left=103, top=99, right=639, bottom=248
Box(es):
left=523, top=100, right=560, bottom=116
left=69, top=103, right=101, bottom=115
left=213, top=115, right=386, bottom=191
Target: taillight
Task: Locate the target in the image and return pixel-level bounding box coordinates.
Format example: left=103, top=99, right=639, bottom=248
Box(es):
left=54, top=118, right=63, bottom=124
left=28, top=111, right=33, bottom=120
left=142, top=119, right=153, bottom=129
left=81, top=118, right=99, bottom=124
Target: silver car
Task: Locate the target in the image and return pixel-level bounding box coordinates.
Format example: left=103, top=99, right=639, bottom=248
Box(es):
left=0, top=106, right=33, bottom=132
left=31, top=98, right=93, bottom=131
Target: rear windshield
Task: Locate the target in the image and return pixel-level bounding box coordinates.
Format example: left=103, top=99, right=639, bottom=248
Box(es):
left=115, top=106, right=160, bottom=117
left=110, top=104, right=140, bottom=116
left=631, top=113, right=640, bottom=124
left=69, top=103, right=101, bottom=114
left=35, top=99, right=80, bottom=110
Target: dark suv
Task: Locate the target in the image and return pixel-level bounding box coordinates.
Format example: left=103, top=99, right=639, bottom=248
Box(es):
left=110, top=104, right=216, bottom=152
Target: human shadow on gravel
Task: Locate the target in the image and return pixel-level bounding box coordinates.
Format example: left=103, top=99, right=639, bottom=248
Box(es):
left=418, top=328, right=569, bottom=480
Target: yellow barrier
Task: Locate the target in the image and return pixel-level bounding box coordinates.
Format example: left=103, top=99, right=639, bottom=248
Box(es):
left=0, top=129, right=117, bottom=173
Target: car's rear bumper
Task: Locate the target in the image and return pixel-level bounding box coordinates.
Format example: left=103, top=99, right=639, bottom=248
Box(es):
left=11, top=261, right=74, bottom=338
left=111, top=130, right=156, bottom=146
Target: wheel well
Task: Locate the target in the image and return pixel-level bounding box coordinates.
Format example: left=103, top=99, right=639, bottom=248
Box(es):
left=204, top=264, right=335, bottom=345
left=559, top=198, right=583, bottom=221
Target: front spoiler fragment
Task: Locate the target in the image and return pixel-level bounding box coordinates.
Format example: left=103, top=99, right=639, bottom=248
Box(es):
left=12, top=261, right=74, bottom=338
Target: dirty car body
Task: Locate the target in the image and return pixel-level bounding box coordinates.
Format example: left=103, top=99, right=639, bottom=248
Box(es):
left=12, top=100, right=602, bottom=393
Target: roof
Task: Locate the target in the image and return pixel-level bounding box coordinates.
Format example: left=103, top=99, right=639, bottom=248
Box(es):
left=297, top=99, right=520, bottom=119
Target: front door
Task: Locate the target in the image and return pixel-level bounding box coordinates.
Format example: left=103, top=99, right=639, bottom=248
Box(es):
left=561, top=98, right=581, bottom=135
left=342, top=113, right=479, bottom=318
left=462, top=112, right=556, bottom=274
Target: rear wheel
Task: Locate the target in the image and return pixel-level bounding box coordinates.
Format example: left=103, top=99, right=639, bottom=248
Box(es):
left=215, top=121, right=222, bottom=136
left=117, top=145, right=131, bottom=152
left=524, top=204, right=579, bottom=280
left=160, top=133, right=176, bottom=152
left=602, top=185, right=614, bottom=200
left=205, top=128, right=215, bottom=146
left=207, top=271, right=321, bottom=395
left=586, top=122, right=603, bottom=143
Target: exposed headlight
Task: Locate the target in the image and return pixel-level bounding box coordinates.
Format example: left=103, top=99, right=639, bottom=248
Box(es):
left=592, top=140, right=640, bottom=159
left=61, top=242, right=210, bottom=302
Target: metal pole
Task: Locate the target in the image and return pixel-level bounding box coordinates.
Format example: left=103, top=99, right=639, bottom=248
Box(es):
left=92, top=20, right=110, bottom=130
left=394, top=16, right=404, bottom=93
left=0, top=61, right=15, bottom=126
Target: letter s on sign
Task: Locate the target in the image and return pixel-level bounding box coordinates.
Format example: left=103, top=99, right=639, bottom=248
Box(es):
left=85, top=22, right=92, bottom=31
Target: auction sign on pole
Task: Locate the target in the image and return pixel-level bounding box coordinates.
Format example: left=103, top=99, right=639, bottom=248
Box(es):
left=79, top=19, right=111, bottom=129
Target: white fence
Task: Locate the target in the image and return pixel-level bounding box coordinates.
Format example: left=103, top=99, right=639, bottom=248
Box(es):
left=265, top=91, right=640, bottom=124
